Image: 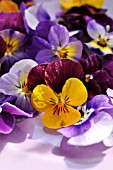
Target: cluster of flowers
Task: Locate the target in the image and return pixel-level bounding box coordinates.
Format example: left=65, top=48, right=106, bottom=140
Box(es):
left=1, top=0, right=113, bottom=147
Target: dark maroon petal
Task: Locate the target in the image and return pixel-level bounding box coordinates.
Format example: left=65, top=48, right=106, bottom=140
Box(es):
left=81, top=54, right=102, bottom=74
left=102, top=54, right=113, bottom=77
left=0, top=36, right=6, bottom=58
left=45, top=59, right=84, bottom=93
left=27, top=64, right=47, bottom=91
left=0, top=112, right=15, bottom=134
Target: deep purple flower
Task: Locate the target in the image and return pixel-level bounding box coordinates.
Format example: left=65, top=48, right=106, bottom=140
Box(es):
left=0, top=102, right=32, bottom=134
left=58, top=94, right=113, bottom=146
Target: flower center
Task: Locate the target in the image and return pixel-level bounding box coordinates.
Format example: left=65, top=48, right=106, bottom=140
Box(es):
left=57, top=48, right=68, bottom=59
left=97, top=39, right=107, bottom=47
left=85, top=74, right=93, bottom=82
left=22, top=85, right=30, bottom=93
left=50, top=95, right=70, bottom=115
left=6, top=43, right=14, bottom=54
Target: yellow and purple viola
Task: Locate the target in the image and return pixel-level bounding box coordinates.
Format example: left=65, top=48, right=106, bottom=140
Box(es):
left=0, top=29, right=29, bottom=74
left=86, top=20, right=113, bottom=55
left=28, top=24, right=83, bottom=64
left=29, top=59, right=87, bottom=129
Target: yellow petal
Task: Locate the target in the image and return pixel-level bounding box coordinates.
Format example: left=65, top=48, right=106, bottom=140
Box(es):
left=31, top=84, right=57, bottom=112
left=87, top=40, right=113, bottom=55
left=85, top=0, right=104, bottom=8
left=42, top=105, right=81, bottom=129
left=62, top=78, right=88, bottom=106
left=59, top=0, right=84, bottom=9
left=59, top=0, right=104, bottom=9
left=0, top=1, right=19, bottom=12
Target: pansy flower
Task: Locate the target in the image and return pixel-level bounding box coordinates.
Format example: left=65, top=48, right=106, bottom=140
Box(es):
left=35, top=24, right=83, bottom=64
left=0, top=59, right=37, bottom=112
left=58, top=95, right=113, bottom=146
left=86, top=20, right=113, bottom=55
left=30, top=59, right=87, bottom=129
left=59, top=0, right=104, bottom=9
left=0, top=29, right=28, bottom=74
left=0, top=102, right=32, bottom=134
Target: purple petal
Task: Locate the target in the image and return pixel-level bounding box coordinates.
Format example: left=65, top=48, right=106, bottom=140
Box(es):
left=15, top=94, right=33, bottom=113
left=87, top=95, right=113, bottom=112
left=0, top=112, right=15, bottom=134
left=58, top=121, right=91, bottom=138
left=35, top=21, right=56, bottom=39
left=1, top=102, right=32, bottom=117
left=48, top=24, right=69, bottom=48
left=27, top=64, right=47, bottom=91
left=35, top=49, right=57, bottom=64
left=37, top=5, right=50, bottom=21
left=87, top=20, right=105, bottom=40
left=45, top=59, right=84, bottom=93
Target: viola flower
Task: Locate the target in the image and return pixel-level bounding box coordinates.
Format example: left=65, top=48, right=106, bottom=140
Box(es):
left=58, top=95, right=113, bottom=146
left=0, top=102, right=32, bottom=134
left=35, top=24, right=83, bottom=64
left=0, top=0, right=19, bottom=12
left=0, top=59, right=37, bottom=112
left=31, top=78, right=88, bottom=129
left=30, top=59, right=87, bottom=129
left=59, top=0, right=104, bottom=9
left=0, top=29, right=28, bottom=74
left=86, top=20, right=113, bottom=55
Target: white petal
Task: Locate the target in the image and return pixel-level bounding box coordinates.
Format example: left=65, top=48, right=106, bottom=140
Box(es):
left=31, top=115, right=63, bottom=146
left=9, top=59, right=37, bottom=74
left=106, top=32, right=113, bottom=48
left=68, top=111, right=113, bottom=146
left=106, top=88, right=113, bottom=98
left=103, top=132, right=113, bottom=147
left=25, top=4, right=40, bottom=30
left=87, top=20, right=106, bottom=40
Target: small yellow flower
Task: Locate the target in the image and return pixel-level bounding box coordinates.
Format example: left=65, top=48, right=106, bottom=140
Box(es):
left=31, top=78, right=88, bottom=129
left=59, top=0, right=104, bottom=9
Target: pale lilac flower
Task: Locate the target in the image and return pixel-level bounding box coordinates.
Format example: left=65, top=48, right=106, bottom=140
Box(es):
left=0, top=59, right=37, bottom=112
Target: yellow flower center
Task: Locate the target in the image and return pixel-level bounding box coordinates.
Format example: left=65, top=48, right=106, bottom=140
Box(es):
left=22, top=85, right=30, bottom=93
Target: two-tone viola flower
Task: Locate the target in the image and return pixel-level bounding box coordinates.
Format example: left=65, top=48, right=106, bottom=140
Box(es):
left=0, top=59, right=37, bottom=112
left=86, top=20, right=113, bottom=55
left=29, top=59, right=88, bottom=129
left=31, top=24, right=83, bottom=64
left=0, top=29, right=29, bottom=74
